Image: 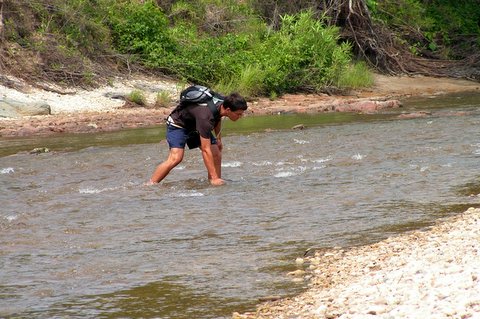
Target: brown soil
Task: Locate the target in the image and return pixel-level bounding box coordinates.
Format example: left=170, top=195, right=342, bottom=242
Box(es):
left=1, top=74, right=479, bottom=138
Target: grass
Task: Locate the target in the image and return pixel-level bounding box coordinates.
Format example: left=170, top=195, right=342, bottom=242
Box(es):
left=336, top=62, right=374, bottom=89
left=127, top=90, right=146, bottom=105
left=155, top=91, right=172, bottom=108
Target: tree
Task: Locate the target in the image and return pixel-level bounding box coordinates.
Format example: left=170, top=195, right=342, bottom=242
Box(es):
left=252, top=0, right=479, bottom=78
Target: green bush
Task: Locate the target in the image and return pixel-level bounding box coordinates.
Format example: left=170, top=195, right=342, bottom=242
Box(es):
left=155, top=91, right=172, bottom=108
left=215, top=64, right=266, bottom=97
left=127, top=90, right=147, bottom=106
left=336, top=62, right=374, bottom=89
left=4, top=0, right=375, bottom=93
left=29, top=0, right=112, bottom=56
left=371, top=0, right=480, bottom=57
left=251, top=10, right=353, bottom=94
left=106, top=0, right=176, bottom=64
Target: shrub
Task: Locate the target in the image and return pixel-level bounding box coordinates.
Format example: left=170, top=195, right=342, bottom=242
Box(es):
left=252, top=10, right=353, bottom=94
left=336, top=62, right=374, bottom=89
left=106, top=0, right=176, bottom=64
left=127, top=90, right=146, bottom=106
left=155, top=91, right=172, bottom=108
left=214, top=64, right=266, bottom=98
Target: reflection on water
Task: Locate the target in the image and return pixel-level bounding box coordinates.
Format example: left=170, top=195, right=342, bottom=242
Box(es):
left=43, top=280, right=253, bottom=319
left=1, top=93, right=480, bottom=318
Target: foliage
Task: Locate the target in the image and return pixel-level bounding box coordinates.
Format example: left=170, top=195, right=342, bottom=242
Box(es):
left=155, top=91, right=172, bottom=108
left=5, top=0, right=477, bottom=93
left=127, top=90, right=147, bottom=106
left=425, top=0, right=480, bottom=57
left=336, top=62, right=374, bottom=89
left=371, top=0, right=480, bottom=58
left=215, top=64, right=265, bottom=97
left=1, top=0, right=114, bottom=85
left=252, top=11, right=352, bottom=93
left=5, top=0, right=112, bottom=55
left=106, top=1, right=175, bottom=58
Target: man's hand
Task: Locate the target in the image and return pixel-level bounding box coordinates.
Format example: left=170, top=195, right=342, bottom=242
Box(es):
left=210, top=178, right=225, bottom=186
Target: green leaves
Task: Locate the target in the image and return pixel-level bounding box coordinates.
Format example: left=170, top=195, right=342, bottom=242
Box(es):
left=107, top=0, right=175, bottom=55
left=6, top=0, right=372, bottom=93
left=251, top=10, right=352, bottom=94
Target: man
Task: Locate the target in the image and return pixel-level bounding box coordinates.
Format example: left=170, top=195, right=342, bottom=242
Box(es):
left=149, top=90, right=247, bottom=186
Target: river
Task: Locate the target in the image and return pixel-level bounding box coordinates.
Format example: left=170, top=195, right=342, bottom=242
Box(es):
left=1, top=92, right=479, bottom=318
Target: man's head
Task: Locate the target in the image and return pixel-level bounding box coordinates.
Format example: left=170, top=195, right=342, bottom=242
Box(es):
left=223, top=93, right=247, bottom=121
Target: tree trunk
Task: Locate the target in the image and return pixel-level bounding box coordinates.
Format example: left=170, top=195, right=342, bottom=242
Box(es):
left=0, top=0, right=4, bottom=43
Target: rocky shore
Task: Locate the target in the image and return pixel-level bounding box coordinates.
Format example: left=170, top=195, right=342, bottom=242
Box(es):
left=234, top=207, right=480, bottom=319
left=1, top=74, right=479, bottom=137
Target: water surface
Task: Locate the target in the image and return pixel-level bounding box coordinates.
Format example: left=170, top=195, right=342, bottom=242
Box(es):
left=1, top=92, right=479, bottom=318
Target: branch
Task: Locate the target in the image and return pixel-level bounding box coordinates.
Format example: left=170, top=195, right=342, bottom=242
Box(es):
left=0, top=0, right=4, bottom=42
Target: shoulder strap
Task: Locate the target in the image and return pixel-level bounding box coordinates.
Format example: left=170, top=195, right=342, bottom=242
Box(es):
left=207, top=94, right=224, bottom=121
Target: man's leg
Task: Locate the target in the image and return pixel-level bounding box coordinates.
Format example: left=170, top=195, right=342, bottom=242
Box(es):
left=149, top=148, right=184, bottom=184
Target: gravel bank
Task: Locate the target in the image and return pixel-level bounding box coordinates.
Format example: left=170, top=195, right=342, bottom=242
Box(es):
left=235, top=207, right=480, bottom=319
left=1, top=74, right=479, bottom=137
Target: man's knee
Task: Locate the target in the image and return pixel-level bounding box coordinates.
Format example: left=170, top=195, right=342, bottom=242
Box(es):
left=168, top=149, right=184, bottom=165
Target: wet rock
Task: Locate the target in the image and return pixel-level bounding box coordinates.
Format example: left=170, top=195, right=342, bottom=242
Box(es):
left=103, top=92, right=127, bottom=100
left=30, top=147, right=50, bottom=154
left=258, top=295, right=283, bottom=302
left=292, top=124, right=305, bottom=130
left=334, top=99, right=402, bottom=112
left=287, top=269, right=305, bottom=276
left=0, top=98, right=51, bottom=118
left=397, top=111, right=432, bottom=119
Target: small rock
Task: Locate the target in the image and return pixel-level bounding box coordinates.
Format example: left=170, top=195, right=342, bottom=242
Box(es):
left=291, top=277, right=304, bottom=283
left=0, top=98, right=51, bottom=118
left=292, top=124, right=305, bottom=130
left=287, top=269, right=305, bottom=277
left=30, top=147, right=50, bottom=154
left=258, top=295, right=283, bottom=302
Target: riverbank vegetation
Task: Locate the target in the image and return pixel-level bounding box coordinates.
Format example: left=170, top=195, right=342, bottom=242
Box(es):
left=0, top=0, right=478, bottom=98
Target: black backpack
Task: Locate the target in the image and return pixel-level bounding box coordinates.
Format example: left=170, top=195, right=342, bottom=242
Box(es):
left=179, top=85, right=222, bottom=118
left=180, top=85, right=214, bottom=105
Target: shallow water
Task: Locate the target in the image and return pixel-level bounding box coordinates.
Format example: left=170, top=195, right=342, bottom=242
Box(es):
left=1, top=93, right=480, bottom=318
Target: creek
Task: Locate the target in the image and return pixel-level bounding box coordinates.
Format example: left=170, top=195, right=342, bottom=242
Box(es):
left=1, top=93, right=479, bottom=318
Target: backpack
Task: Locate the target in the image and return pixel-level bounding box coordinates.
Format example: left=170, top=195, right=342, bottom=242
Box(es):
left=180, top=85, right=214, bottom=105
left=178, top=85, right=222, bottom=119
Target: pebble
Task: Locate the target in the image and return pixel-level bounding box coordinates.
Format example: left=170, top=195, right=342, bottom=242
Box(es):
left=287, top=269, right=305, bottom=277
left=238, top=208, right=480, bottom=319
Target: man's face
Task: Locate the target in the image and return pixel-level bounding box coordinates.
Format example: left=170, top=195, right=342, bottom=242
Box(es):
left=227, top=109, right=244, bottom=121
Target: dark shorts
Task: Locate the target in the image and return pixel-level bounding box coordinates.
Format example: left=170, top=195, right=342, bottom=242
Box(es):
left=166, top=124, right=217, bottom=149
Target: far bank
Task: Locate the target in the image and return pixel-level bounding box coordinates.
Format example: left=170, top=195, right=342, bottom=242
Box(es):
left=0, top=74, right=479, bottom=138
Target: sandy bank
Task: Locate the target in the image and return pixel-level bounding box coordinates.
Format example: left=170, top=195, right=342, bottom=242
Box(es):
left=0, top=74, right=479, bottom=137
left=234, top=207, right=480, bottom=319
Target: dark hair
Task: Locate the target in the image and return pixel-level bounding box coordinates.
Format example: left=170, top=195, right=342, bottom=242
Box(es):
left=223, top=92, right=247, bottom=111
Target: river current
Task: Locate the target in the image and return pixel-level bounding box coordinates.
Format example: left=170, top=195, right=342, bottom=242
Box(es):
left=1, top=93, right=479, bottom=318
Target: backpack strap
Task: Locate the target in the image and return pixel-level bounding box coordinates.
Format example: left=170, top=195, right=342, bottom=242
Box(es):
left=207, top=94, right=224, bottom=122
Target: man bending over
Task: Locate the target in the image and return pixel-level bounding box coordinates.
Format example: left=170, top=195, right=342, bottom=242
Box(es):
left=149, top=89, right=247, bottom=186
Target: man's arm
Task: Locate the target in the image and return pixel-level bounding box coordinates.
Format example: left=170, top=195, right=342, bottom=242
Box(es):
left=214, top=121, right=223, bottom=151
left=200, top=136, right=225, bottom=186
